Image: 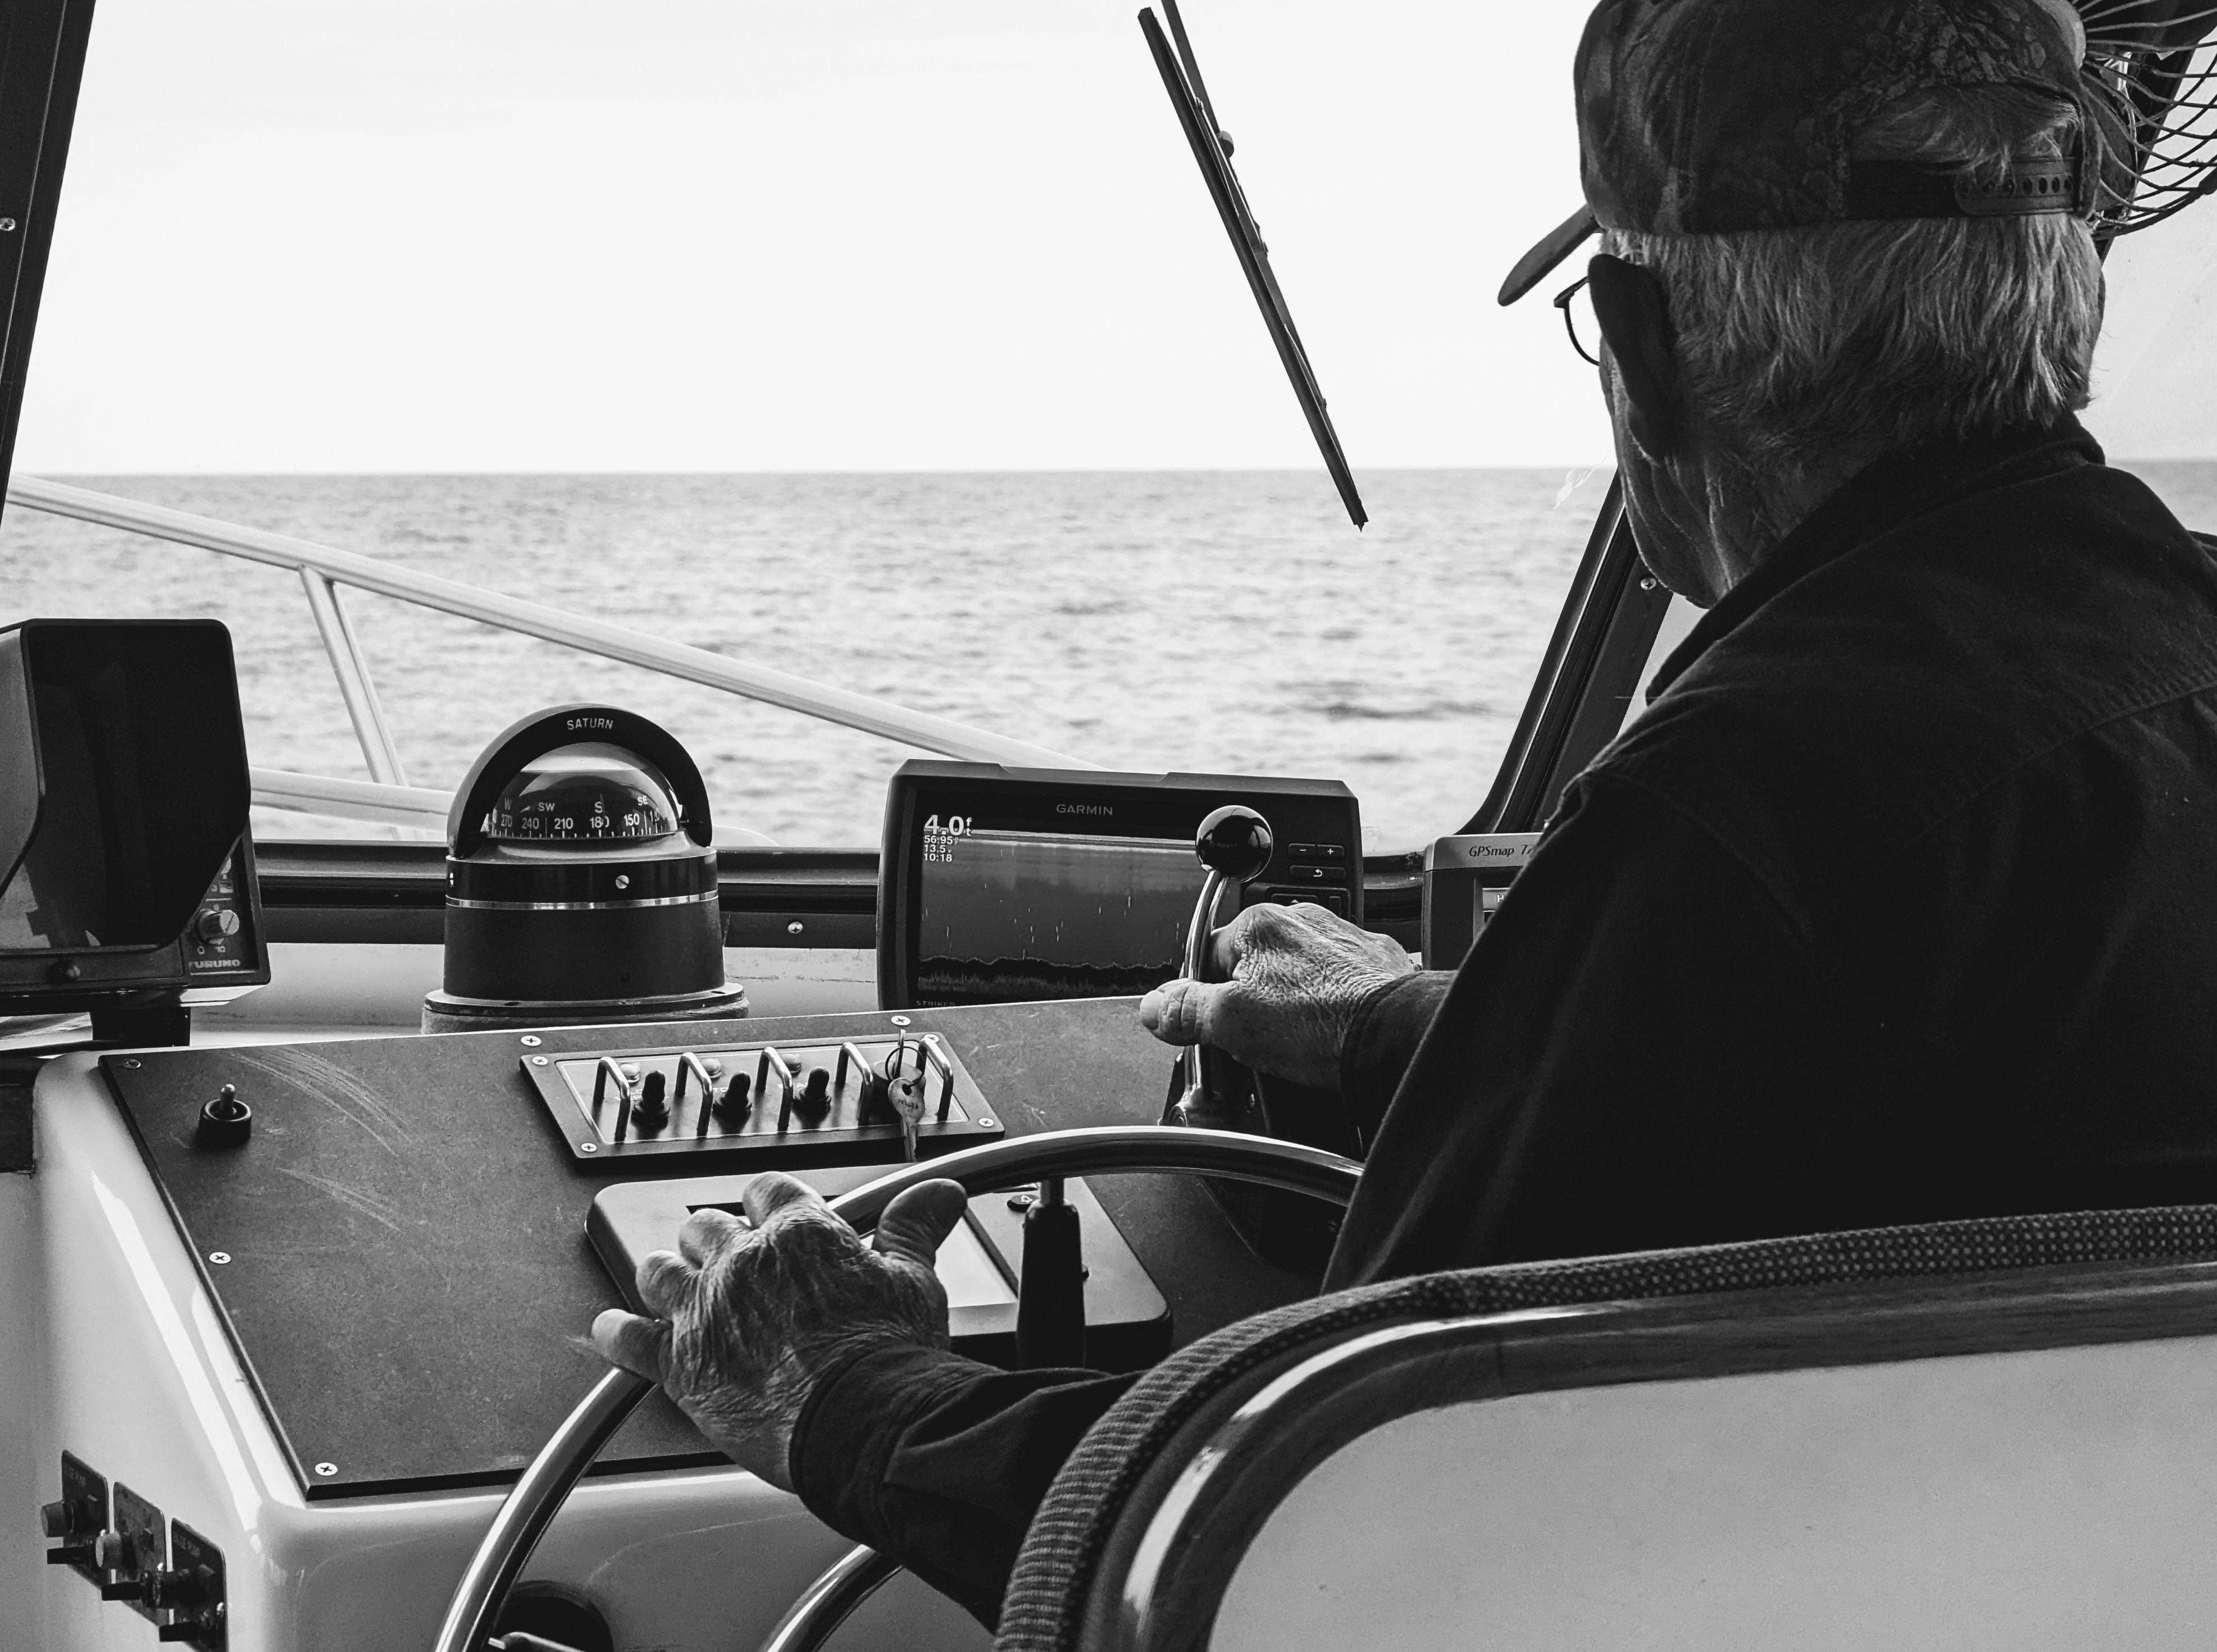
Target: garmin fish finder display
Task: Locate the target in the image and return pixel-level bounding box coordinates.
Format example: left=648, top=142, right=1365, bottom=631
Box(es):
left=914, top=804, right=1207, bottom=1006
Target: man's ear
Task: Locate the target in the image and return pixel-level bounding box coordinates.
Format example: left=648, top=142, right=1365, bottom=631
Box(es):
left=1587, top=254, right=1681, bottom=455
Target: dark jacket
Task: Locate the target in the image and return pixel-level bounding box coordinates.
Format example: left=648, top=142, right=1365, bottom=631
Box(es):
left=791, top=421, right=2217, bottom=1626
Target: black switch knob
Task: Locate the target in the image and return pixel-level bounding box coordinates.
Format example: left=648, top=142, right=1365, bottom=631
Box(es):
left=1194, top=805, right=1273, bottom=883
left=40, top=1494, right=104, bottom=1566
left=713, top=1071, right=752, bottom=1125
left=195, top=1085, right=252, bottom=1149
left=193, top=908, right=242, bottom=944
left=143, top=1565, right=206, bottom=1610
left=632, top=1070, right=670, bottom=1131
left=91, top=1530, right=134, bottom=1571
left=794, top=1065, right=832, bottom=1123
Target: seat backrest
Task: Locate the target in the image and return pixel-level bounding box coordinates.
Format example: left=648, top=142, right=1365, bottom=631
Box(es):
left=994, top=1204, right=2217, bottom=1652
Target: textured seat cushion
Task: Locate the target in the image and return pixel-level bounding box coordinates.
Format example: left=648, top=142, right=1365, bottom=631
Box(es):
left=994, top=1203, right=2217, bottom=1651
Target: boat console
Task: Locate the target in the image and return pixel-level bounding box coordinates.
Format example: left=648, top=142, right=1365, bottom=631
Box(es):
left=25, top=3, right=2217, bottom=1641
left=3, top=632, right=1364, bottom=1650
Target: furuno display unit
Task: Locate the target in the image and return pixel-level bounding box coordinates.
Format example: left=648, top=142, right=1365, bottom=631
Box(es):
left=0, top=619, right=268, bottom=1042
left=877, top=761, right=1362, bottom=1010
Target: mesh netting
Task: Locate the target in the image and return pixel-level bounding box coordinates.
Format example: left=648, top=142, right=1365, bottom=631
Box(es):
left=2083, top=0, right=2217, bottom=232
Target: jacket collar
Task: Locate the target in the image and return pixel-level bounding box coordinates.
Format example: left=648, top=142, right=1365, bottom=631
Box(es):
left=1646, top=417, right=2106, bottom=702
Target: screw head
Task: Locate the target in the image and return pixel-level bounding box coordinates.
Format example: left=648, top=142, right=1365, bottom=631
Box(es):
left=786, top=920, right=804, bottom=935
left=977, top=1117, right=995, bottom=1129
left=890, top=1015, right=911, bottom=1027
left=0, top=218, right=19, bottom=231
left=1007, top=1192, right=1036, bottom=1212
left=520, top=1034, right=543, bottom=1047
left=580, top=1141, right=598, bottom=1153
left=121, top=1058, right=142, bottom=1069
left=208, top=1252, right=231, bottom=1265
left=530, top=1056, right=548, bottom=1066
left=315, top=1462, right=338, bottom=1477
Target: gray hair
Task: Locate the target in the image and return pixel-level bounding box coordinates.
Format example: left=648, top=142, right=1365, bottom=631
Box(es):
left=1604, top=85, right=2107, bottom=477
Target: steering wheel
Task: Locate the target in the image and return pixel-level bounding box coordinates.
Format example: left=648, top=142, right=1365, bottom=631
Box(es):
left=432, top=1125, right=1364, bottom=1652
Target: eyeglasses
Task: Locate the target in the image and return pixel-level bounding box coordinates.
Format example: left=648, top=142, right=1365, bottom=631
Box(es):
left=1554, top=275, right=1601, bottom=366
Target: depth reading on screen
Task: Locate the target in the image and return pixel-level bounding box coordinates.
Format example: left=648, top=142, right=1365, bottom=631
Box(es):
left=921, top=815, right=972, bottom=862
left=914, top=801, right=1206, bottom=1006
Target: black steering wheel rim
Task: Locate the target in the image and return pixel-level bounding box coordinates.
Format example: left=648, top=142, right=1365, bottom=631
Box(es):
left=431, top=1125, right=1364, bottom=1652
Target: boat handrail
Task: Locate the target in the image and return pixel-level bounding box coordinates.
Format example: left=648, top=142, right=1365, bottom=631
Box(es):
left=249, top=766, right=454, bottom=830
left=7, top=476, right=1095, bottom=830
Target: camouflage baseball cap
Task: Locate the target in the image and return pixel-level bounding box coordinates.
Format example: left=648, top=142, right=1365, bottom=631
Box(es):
left=1500, top=0, right=2098, bottom=305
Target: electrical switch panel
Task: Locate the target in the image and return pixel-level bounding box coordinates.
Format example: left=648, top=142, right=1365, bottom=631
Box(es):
left=521, top=1029, right=1004, bottom=1167
left=40, top=1451, right=108, bottom=1582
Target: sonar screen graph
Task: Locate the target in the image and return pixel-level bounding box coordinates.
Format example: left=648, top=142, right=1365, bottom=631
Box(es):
left=916, top=823, right=1207, bottom=1005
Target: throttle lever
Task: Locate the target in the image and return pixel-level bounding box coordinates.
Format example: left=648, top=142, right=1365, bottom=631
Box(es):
left=1013, top=1178, right=1087, bottom=1368
left=1166, top=805, right=1274, bottom=1128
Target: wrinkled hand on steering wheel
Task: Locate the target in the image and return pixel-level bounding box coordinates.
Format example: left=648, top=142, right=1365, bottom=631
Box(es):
left=590, top=1172, right=969, bottom=1489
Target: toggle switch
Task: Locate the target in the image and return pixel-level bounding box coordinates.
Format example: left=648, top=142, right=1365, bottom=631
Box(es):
left=632, top=1070, right=670, bottom=1131
left=42, top=1502, right=98, bottom=1568
left=43, top=1452, right=110, bottom=1578
left=101, top=1484, right=167, bottom=1616
left=713, top=1071, right=752, bottom=1126
left=143, top=1566, right=206, bottom=1612
left=149, top=1520, right=225, bottom=1648
left=794, top=1065, right=833, bottom=1124
left=194, top=1085, right=252, bottom=1149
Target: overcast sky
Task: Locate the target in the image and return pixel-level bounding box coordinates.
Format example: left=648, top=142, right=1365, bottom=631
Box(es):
left=13, top=0, right=1609, bottom=473
left=15, top=0, right=2217, bottom=474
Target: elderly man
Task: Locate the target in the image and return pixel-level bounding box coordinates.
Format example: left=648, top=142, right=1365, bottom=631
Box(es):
left=595, top=0, right=2217, bottom=1626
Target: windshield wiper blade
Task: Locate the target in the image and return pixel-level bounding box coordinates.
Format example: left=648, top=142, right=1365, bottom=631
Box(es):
left=1140, top=3, right=1367, bottom=530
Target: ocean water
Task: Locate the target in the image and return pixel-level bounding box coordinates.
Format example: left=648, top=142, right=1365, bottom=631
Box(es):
left=11, top=462, right=2213, bottom=852
left=0, top=469, right=1611, bottom=851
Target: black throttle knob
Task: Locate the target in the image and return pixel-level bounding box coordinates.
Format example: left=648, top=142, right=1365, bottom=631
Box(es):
left=1194, top=805, right=1273, bottom=884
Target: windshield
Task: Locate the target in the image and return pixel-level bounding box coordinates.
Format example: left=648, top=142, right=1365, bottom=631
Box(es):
left=2082, top=191, right=2217, bottom=523
left=3, top=2, right=1613, bottom=852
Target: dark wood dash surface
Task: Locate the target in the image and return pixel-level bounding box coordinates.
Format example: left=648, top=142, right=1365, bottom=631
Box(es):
left=102, top=1000, right=1317, bottom=1499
